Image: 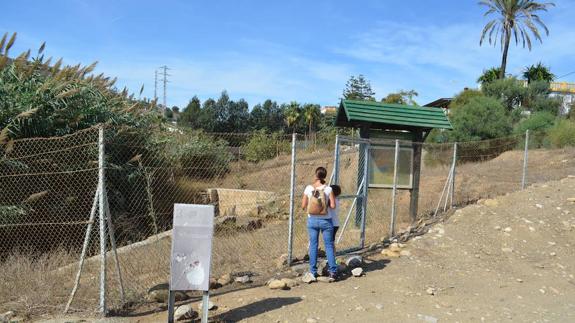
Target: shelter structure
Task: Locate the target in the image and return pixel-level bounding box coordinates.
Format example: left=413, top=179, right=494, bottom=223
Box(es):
left=334, top=99, right=452, bottom=225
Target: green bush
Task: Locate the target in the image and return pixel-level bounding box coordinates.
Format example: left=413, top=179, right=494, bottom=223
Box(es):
left=448, top=96, right=512, bottom=142
left=242, top=130, right=289, bottom=162
left=0, top=205, right=27, bottom=225
left=176, top=135, right=233, bottom=178
left=514, top=112, right=556, bottom=148
left=547, top=120, right=575, bottom=148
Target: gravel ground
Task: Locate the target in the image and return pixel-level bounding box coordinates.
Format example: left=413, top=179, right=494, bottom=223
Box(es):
left=35, top=176, right=575, bottom=323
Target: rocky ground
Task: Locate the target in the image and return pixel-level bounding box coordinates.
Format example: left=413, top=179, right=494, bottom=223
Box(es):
left=30, top=175, right=575, bottom=322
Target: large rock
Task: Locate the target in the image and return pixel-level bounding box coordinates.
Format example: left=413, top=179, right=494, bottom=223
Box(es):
left=281, top=278, right=299, bottom=288
left=268, top=279, right=288, bottom=290
left=174, top=304, right=198, bottom=321
left=381, top=249, right=401, bottom=258
left=217, top=274, right=232, bottom=286
left=147, top=283, right=188, bottom=303
left=345, top=255, right=363, bottom=269
left=389, top=243, right=402, bottom=252
left=235, top=275, right=252, bottom=284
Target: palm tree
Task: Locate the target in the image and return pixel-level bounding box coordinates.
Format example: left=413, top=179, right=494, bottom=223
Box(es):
left=477, top=67, right=502, bottom=85
left=284, top=101, right=301, bottom=133
left=302, top=104, right=321, bottom=136
left=479, top=0, right=555, bottom=79
left=523, top=62, right=555, bottom=83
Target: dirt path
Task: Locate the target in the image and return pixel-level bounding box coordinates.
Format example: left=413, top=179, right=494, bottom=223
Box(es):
left=39, top=175, right=574, bottom=323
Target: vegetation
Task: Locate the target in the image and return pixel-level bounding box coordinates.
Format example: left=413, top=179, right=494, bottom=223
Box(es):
left=479, top=0, right=555, bottom=78
left=523, top=62, right=555, bottom=83
left=242, top=130, right=289, bottom=162
left=547, top=120, right=575, bottom=148
left=381, top=90, right=419, bottom=105
left=448, top=96, right=512, bottom=142
left=342, top=74, right=376, bottom=101
left=478, top=67, right=502, bottom=85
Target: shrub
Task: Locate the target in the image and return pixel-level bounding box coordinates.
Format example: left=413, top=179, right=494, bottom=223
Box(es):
left=448, top=96, right=512, bottom=142
left=481, top=77, right=527, bottom=111
left=176, top=135, right=233, bottom=178
left=547, top=120, right=575, bottom=148
left=0, top=205, right=27, bottom=225
left=242, top=130, right=289, bottom=162
left=514, top=112, right=556, bottom=147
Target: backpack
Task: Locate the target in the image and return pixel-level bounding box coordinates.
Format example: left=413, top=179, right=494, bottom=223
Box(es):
left=307, top=186, right=328, bottom=215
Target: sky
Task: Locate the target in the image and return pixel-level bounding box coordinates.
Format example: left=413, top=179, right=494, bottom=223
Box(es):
left=2, top=0, right=575, bottom=109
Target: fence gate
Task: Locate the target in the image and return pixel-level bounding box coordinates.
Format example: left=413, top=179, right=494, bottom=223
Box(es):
left=331, top=135, right=370, bottom=254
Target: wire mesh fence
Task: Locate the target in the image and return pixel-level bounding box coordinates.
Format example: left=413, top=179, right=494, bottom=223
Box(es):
left=2, top=125, right=575, bottom=319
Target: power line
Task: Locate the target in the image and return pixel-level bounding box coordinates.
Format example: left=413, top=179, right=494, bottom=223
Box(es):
left=557, top=71, right=575, bottom=79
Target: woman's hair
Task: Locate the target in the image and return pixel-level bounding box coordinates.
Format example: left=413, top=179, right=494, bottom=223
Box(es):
left=315, top=167, right=327, bottom=184
left=330, top=184, right=342, bottom=197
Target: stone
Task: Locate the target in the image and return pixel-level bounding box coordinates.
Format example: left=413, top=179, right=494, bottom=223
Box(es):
left=147, top=283, right=188, bottom=303
left=268, top=279, right=288, bottom=290
left=381, top=249, right=401, bottom=258
left=501, top=247, right=514, bottom=253
left=535, top=203, right=543, bottom=209
left=291, top=263, right=309, bottom=275
left=174, top=304, right=198, bottom=321
left=389, top=243, right=402, bottom=252
left=317, top=276, right=334, bottom=283
left=375, top=304, right=384, bottom=310
left=417, top=314, right=438, bottom=323
left=306, top=318, right=318, bottom=323
left=400, top=250, right=411, bottom=257
left=281, top=278, right=299, bottom=288
left=218, top=274, right=232, bottom=286
left=235, top=275, right=252, bottom=284
left=351, top=267, right=364, bottom=277
left=197, top=300, right=216, bottom=311
left=345, top=255, right=363, bottom=268
left=550, top=252, right=557, bottom=257
left=209, top=278, right=221, bottom=289
left=494, top=225, right=502, bottom=230
left=503, top=227, right=512, bottom=233
left=426, top=287, right=436, bottom=295
left=301, top=272, right=316, bottom=284
left=567, top=197, right=575, bottom=203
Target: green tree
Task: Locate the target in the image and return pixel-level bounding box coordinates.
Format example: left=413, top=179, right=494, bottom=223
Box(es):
left=343, top=74, right=376, bottom=100
left=164, top=108, right=174, bottom=120
left=284, top=101, right=301, bottom=133
left=448, top=96, right=512, bottom=141
left=449, top=89, right=484, bottom=111
left=302, top=103, right=321, bottom=135
left=479, top=0, right=554, bottom=79
left=523, top=62, right=555, bottom=83
left=477, top=67, right=502, bottom=85
left=481, top=77, right=527, bottom=111
left=382, top=90, right=418, bottom=105
left=179, top=96, right=202, bottom=128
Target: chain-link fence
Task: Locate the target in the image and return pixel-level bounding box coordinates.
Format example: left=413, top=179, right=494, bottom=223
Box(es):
left=2, top=125, right=575, bottom=319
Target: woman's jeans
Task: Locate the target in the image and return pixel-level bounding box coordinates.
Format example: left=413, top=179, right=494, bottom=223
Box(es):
left=307, top=217, right=338, bottom=275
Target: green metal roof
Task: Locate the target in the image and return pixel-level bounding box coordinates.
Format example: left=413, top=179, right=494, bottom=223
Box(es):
left=336, top=100, right=453, bottom=130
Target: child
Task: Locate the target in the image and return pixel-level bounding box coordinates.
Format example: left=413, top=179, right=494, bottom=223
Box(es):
left=329, top=184, right=342, bottom=245
left=301, top=167, right=337, bottom=281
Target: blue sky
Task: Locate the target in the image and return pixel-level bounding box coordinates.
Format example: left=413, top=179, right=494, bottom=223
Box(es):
left=2, top=0, right=575, bottom=109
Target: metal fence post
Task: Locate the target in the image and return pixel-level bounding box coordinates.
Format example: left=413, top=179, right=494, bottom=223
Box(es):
left=522, top=130, right=529, bottom=189
left=287, top=133, right=297, bottom=266
left=450, top=143, right=457, bottom=208
left=98, top=126, right=107, bottom=315
left=333, top=134, right=340, bottom=185
left=359, top=141, right=369, bottom=248
left=390, top=139, right=400, bottom=238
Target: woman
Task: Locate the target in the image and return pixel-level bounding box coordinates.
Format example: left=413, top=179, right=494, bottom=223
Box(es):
left=301, top=166, right=337, bottom=280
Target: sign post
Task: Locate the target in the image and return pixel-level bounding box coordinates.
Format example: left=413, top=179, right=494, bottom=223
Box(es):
left=168, top=204, right=215, bottom=323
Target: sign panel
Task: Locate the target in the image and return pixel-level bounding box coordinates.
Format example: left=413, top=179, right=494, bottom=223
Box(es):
left=170, top=204, right=214, bottom=291
left=368, top=145, right=413, bottom=189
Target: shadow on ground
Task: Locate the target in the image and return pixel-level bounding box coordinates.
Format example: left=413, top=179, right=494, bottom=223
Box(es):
left=212, top=297, right=302, bottom=322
